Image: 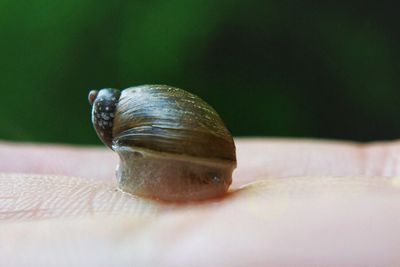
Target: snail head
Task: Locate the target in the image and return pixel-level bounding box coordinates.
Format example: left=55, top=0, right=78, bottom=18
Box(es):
left=88, top=88, right=121, bottom=149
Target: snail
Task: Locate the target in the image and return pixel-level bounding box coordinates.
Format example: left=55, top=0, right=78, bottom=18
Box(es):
left=88, top=85, right=236, bottom=201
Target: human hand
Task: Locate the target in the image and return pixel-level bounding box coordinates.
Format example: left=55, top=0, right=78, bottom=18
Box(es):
left=1, top=138, right=400, bottom=266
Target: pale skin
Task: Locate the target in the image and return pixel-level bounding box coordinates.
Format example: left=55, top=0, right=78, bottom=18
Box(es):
left=1, top=138, right=400, bottom=266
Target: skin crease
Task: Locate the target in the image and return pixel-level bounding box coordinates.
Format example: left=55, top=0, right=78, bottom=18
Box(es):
left=0, top=138, right=400, bottom=266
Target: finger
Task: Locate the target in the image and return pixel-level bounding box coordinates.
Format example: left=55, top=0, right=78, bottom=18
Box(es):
left=234, top=138, right=400, bottom=186
left=3, top=138, right=400, bottom=186
left=1, top=138, right=399, bottom=222
left=1, top=176, right=400, bottom=266
left=2, top=139, right=400, bottom=266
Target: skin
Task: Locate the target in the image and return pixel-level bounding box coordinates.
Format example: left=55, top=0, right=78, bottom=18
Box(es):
left=0, top=138, right=400, bottom=266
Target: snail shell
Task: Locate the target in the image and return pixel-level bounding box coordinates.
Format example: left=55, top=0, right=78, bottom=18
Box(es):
left=89, top=85, right=236, bottom=201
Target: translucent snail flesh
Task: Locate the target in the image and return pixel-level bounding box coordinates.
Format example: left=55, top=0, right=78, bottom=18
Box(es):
left=89, top=85, right=236, bottom=201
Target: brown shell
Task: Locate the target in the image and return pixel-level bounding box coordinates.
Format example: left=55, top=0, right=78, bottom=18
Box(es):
left=112, top=85, right=236, bottom=163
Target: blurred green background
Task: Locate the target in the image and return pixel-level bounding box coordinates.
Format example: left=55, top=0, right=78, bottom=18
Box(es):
left=0, top=0, right=399, bottom=145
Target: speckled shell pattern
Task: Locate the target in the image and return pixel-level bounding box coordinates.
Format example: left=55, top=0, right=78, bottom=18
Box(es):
left=112, top=85, right=236, bottom=163
left=91, top=89, right=121, bottom=148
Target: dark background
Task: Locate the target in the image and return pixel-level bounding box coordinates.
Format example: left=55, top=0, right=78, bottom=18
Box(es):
left=1, top=0, right=399, bottom=145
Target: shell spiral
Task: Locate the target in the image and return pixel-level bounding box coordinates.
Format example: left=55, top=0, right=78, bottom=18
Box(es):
left=113, top=85, right=236, bottom=162
left=90, top=84, right=236, bottom=201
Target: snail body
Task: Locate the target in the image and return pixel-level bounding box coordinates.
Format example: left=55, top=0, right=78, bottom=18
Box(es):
left=89, top=85, right=236, bottom=201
